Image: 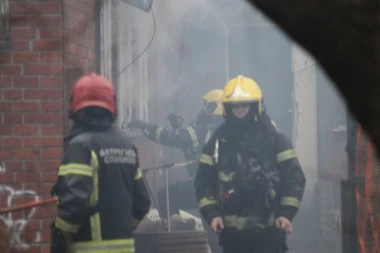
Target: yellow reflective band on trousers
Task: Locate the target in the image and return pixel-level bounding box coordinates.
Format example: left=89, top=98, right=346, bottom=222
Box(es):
left=198, top=197, right=217, bottom=209
left=218, top=172, right=235, bottom=182
left=280, top=196, right=300, bottom=208
left=72, top=238, right=135, bottom=253
left=223, top=214, right=276, bottom=230
left=55, top=217, right=80, bottom=233
left=155, top=127, right=163, bottom=142
left=200, top=153, right=214, bottom=165
left=58, top=163, right=94, bottom=177
left=134, top=168, right=143, bottom=180
left=90, top=150, right=102, bottom=241
left=186, top=126, right=199, bottom=149
left=276, top=149, right=297, bottom=163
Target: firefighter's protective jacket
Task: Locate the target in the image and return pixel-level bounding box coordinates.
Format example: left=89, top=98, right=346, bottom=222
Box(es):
left=194, top=115, right=306, bottom=232
left=143, top=114, right=224, bottom=177
left=54, top=125, right=151, bottom=253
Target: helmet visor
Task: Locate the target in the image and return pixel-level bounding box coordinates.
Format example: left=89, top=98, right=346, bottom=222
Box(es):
left=204, top=101, right=217, bottom=114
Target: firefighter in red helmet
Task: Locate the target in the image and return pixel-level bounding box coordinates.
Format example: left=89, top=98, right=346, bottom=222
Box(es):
left=50, top=73, right=151, bottom=253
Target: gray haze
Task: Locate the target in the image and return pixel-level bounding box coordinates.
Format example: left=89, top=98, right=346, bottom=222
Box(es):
left=108, top=1, right=349, bottom=252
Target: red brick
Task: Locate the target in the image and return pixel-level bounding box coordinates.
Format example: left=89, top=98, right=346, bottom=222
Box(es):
left=0, top=52, right=11, bottom=64
left=8, top=245, right=39, bottom=253
left=14, top=149, right=40, bottom=160
left=0, top=125, right=12, bottom=135
left=40, top=51, right=62, bottom=63
left=29, top=16, right=62, bottom=27
left=42, top=219, right=54, bottom=230
left=41, top=125, right=63, bottom=135
left=9, top=16, right=29, bottom=27
left=4, top=160, right=24, bottom=171
left=3, top=137, right=23, bottom=148
left=11, top=28, right=37, bottom=39
left=88, top=60, right=95, bottom=71
left=25, top=160, right=59, bottom=171
left=65, top=6, right=93, bottom=22
left=3, top=89, right=23, bottom=100
left=13, top=125, right=40, bottom=135
left=13, top=101, right=41, bottom=112
left=0, top=76, right=12, bottom=88
left=64, top=19, right=92, bottom=38
left=24, top=64, right=63, bottom=75
left=12, top=52, right=39, bottom=63
left=41, top=232, right=54, bottom=245
left=24, top=230, right=50, bottom=244
left=24, top=88, right=63, bottom=100
left=0, top=173, right=14, bottom=184
left=41, top=100, right=64, bottom=112
left=40, top=76, right=62, bottom=87
left=65, top=54, right=87, bottom=68
left=24, top=184, right=56, bottom=197
left=3, top=113, right=23, bottom=124
left=1, top=64, right=22, bottom=75
left=24, top=137, right=62, bottom=148
left=65, top=41, right=89, bottom=58
left=13, top=76, right=39, bottom=88
left=24, top=113, right=63, bottom=124
left=41, top=148, right=62, bottom=159
left=9, top=2, right=37, bottom=14
left=11, top=40, right=30, bottom=51
left=0, top=102, right=12, bottom=112
left=15, top=172, right=41, bottom=183
left=23, top=220, right=41, bottom=231
left=65, top=30, right=93, bottom=49
left=65, top=0, right=93, bottom=16
left=32, top=207, right=56, bottom=219
left=42, top=244, right=51, bottom=253
left=33, top=40, right=62, bottom=51
left=40, top=27, right=63, bottom=39
left=41, top=171, right=58, bottom=182
left=0, top=150, right=14, bottom=160
left=39, top=2, right=62, bottom=14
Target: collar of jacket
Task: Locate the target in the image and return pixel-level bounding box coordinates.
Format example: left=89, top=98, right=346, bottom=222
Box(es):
left=63, top=124, right=86, bottom=146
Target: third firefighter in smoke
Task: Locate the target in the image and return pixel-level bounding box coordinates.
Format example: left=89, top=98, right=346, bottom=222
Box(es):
left=128, top=89, right=225, bottom=253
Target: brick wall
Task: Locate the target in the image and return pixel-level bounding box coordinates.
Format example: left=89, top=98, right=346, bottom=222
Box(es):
left=63, top=0, right=97, bottom=131
left=63, top=0, right=96, bottom=72
left=0, top=0, right=96, bottom=252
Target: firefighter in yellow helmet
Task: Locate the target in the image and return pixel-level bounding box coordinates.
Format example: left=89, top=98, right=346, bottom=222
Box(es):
left=194, top=75, right=306, bottom=253
left=128, top=89, right=224, bottom=252
left=50, top=73, right=151, bottom=253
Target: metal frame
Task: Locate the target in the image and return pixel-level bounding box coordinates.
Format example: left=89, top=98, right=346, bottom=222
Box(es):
left=141, top=161, right=194, bottom=232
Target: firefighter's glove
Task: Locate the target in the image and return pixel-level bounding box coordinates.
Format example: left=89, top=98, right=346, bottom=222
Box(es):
left=211, top=216, right=224, bottom=233
left=50, top=222, right=68, bottom=253
left=167, top=113, right=183, bottom=129
left=128, top=120, right=149, bottom=130
left=276, top=216, right=292, bottom=234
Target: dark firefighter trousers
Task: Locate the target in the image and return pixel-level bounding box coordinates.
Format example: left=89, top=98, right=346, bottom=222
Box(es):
left=157, top=180, right=223, bottom=253
left=219, top=228, right=288, bottom=253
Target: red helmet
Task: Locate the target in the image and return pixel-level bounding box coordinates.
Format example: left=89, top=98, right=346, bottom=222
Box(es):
left=71, top=73, right=116, bottom=116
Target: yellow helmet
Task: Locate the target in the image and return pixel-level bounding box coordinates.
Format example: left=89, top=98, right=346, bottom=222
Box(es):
left=222, top=75, right=263, bottom=114
left=202, top=89, right=224, bottom=116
